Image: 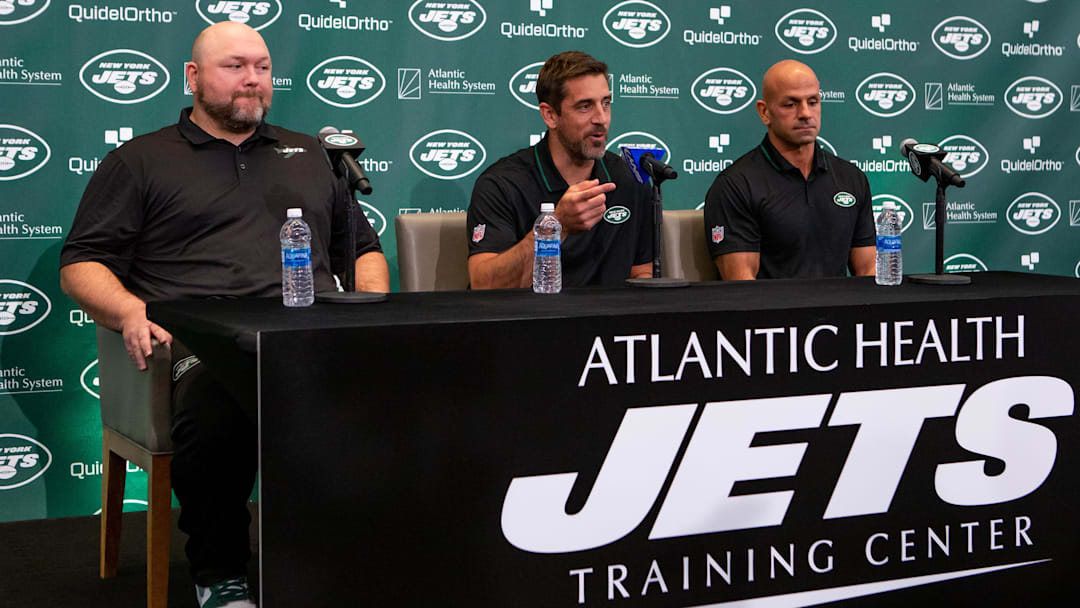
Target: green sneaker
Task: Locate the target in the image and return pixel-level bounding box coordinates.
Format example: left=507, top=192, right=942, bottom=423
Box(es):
left=195, top=576, right=255, bottom=608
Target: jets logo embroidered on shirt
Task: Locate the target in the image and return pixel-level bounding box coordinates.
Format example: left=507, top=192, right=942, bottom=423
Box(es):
left=274, top=146, right=306, bottom=158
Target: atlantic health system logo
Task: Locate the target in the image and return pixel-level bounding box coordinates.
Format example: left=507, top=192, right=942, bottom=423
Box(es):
left=306, top=56, right=386, bottom=108
left=79, top=49, right=169, bottom=104
left=0, top=125, right=50, bottom=181
left=196, top=0, right=282, bottom=30
left=774, top=8, right=837, bottom=55
left=691, top=67, right=756, bottom=114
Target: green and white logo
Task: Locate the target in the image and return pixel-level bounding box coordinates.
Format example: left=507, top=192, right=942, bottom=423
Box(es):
left=932, top=17, right=991, bottom=60
left=409, top=0, right=486, bottom=41
left=775, top=8, right=836, bottom=55
left=872, top=194, right=914, bottom=233
left=409, top=129, right=486, bottom=180
left=833, top=192, right=856, bottom=207
left=0, top=279, right=51, bottom=335
left=604, top=1, right=671, bottom=48
left=692, top=67, right=756, bottom=114
left=944, top=253, right=988, bottom=274
left=509, top=61, right=544, bottom=110
left=307, top=56, right=386, bottom=108
left=856, top=72, right=916, bottom=117
left=0, top=0, right=49, bottom=25
left=81, top=359, right=99, bottom=399
left=604, top=206, right=631, bottom=224
left=0, top=125, right=50, bottom=181
left=196, top=0, right=281, bottom=30
left=325, top=134, right=358, bottom=147
left=79, top=49, right=170, bottom=104
left=0, top=434, right=51, bottom=490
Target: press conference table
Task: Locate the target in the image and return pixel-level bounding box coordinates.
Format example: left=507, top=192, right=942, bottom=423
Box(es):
left=148, top=272, right=1080, bottom=607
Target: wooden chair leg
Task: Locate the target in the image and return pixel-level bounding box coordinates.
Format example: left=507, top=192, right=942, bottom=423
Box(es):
left=100, top=428, right=127, bottom=579
left=147, top=454, right=172, bottom=608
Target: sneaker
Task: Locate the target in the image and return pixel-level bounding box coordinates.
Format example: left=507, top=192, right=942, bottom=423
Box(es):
left=195, top=576, right=256, bottom=608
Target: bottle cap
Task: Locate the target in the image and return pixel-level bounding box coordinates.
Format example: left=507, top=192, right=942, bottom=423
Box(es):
left=287, top=208, right=303, bottom=218
left=540, top=202, right=555, bottom=213
left=882, top=202, right=897, bottom=210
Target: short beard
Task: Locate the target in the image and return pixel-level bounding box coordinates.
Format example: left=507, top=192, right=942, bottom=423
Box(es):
left=196, top=89, right=269, bottom=133
left=556, top=128, right=606, bottom=163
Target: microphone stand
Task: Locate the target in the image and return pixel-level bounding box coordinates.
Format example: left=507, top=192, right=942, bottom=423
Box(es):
left=626, top=167, right=689, bottom=288
left=313, top=168, right=387, bottom=304
left=908, top=177, right=970, bottom=285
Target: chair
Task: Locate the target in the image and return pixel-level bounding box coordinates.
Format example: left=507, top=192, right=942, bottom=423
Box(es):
left=395, top=212, right=470, bottom=291
left=96, top=325, right=173, bottom=608
left=661, top=209, right=717, bottom=281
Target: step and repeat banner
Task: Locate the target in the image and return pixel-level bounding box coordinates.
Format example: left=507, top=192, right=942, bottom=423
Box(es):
left=1, top=0, right=1078, bottom=521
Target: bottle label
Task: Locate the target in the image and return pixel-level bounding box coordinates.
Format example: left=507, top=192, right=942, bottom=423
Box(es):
left=282, top=247, right=311, bottom=267
left=535, top=238, right=560, bottom=258
left=876, top=235, right=901, bottom=252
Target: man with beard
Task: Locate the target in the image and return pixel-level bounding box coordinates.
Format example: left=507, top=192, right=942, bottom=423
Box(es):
left=467, top=51, right=653, bottom=288
left=60, top=22, right=388, bottom=608
left=704, top=60, right=875, bottom=280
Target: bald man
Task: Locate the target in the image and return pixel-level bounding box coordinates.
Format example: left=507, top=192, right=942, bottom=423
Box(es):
left=61, top=22, right=388, bottom=606
left=703, top=60, right=875, bottom=280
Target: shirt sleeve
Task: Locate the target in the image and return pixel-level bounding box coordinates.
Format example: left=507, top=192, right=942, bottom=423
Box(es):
left=851, top=171, right=876, bottom=248
left=703, top=171, right=760, bottom=259
left=467, top=173, right=526, bottom=256
left=59, top=151, right=143, bottom=281
left=329, top=176, right=382, bottom=278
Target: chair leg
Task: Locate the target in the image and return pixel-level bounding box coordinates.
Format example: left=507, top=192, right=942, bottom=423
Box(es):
left=100, top=428, right=127, bottom=579
left=146, top=454, right=172, bottom=608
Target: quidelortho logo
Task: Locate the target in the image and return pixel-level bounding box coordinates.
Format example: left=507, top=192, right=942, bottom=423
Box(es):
left=0, top=125, right=50, bottom=181
left=306, top=56, right=385, bottom=108
left=1004, top=76, right=1062, bottom=119
left=79, top=49, right=169, bottom=104
left=872, top=194, right=914, bottom=233
left=358, top=200, right=386, bottom=236
left=856, top=72, right=916, bottom=117
left=939, top=135, right=989, bottom=178
left=932, top=16, right=991, bottom=60
left=509, top=61, right=544, bottom=110
left=691, top=67, right=755, bottom=114
left=774, top=8, right=836, bottom=54
left=603, top=1, right=670, bottom=48
left=0, top=434, right=51, bottom=490
left=944, top=253, right=988, bottom=273
left=1007, top=192, right=1060, bottom=235
left=80, top=359, right=99, bottom=399
left=607, top=131, right=673, bottom=167
left=408, top=0, right=486, bottom=41
left=0, top=280, right=50, bottom=335
left=0, top=0, right=49, bottom=25
left=409, top=129, right=486, bottom=180
left=196, top=0, right=281, bottom=30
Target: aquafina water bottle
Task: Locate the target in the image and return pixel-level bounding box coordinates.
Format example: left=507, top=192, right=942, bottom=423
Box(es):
left=532, top=202, right=562, bottom=294
left=875, top=201, right=902, bottom=286
left=280, top=208, right=314, bottom=306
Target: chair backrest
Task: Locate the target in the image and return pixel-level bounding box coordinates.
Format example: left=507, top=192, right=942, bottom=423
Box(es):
left=661, top=209, right=717, bottom=281
left=96, top=326, right=173, bottom=454
left=395, top=212, right=470, bottom=291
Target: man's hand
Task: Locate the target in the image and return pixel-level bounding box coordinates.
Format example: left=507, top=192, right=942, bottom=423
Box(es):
left=554, top=179, right=616, bottom=235
left=119, top=309, right=172, bottom=371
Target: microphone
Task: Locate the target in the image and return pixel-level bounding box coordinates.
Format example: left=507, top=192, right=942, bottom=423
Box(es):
left=898, top=138, right=965, bottom=188
left=318, top=126, right=372, bottom=195
left=620, top=146, right=677, bottom=185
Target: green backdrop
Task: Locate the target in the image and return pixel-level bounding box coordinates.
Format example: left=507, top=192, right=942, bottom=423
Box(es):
left=2, top=0, right=1078, bottom=521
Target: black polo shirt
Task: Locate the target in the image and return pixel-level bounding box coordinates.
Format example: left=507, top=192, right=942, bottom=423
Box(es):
left=467, top=134, right=653, bottom=287
left=704, top=135, right=875, bottom=279
left=61, top=108, right=381, bottom=301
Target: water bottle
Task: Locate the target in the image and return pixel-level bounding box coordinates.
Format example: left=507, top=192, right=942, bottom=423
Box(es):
left=875, top=201, right=902, bottom=286
left=280, top=208, right=314, bottom=306
left=532, top=202, right=562, bottom=294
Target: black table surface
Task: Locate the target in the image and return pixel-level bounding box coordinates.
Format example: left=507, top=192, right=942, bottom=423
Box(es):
left=147, top=272, right=1080, bottom=353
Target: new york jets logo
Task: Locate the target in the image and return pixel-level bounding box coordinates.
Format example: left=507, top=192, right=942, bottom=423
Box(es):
left=872, top=195, right=914, bottom=233
left=0, top=434, right=51, bottom=490
left=938, top=135, right=989, bottom=178
left=79, top=49, right=170, bottom=104
left=604, top=206, right=630, bottom=224
left=0, top=0, right=49, bottom=25
left=932, top=17, right=991, bottom=60
left=509, top=62, right=544, bottom=110
left=943, top=253, right=988, bottom=273
left=0, top=280, right=51, bottom=335
left=691, top=68, right=756, bottom=115
left=606, top=131, right=674, bottom=167
left=324, top=134, right=357, bottom=147
left=833, top=192, right=856, bottom=207
left=603, top=1, right=670, bottom=48
left=1004, top=76, right=1062, bottom=119
left=1075, top=145, right=1080, bottom=169
left=196, top=0, right=281, bottom=30
left=1006, top=192, right=1060, bottom=235
left=0, top=125, right=50, bottom=181
left=358, top=200, right=386, bottom=236
left=774, top=8, right=836, bottom=55
left=81, top=359, right=100, bottom=399
left=306, top=56, right=385, bottom=108
left=409, top=129, right=486, bottom=180
left=408, top=0, right=486, bottom=41
left=816, top=136, right=837, bottom=157
left=856, top=73, right=916, bottom=117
